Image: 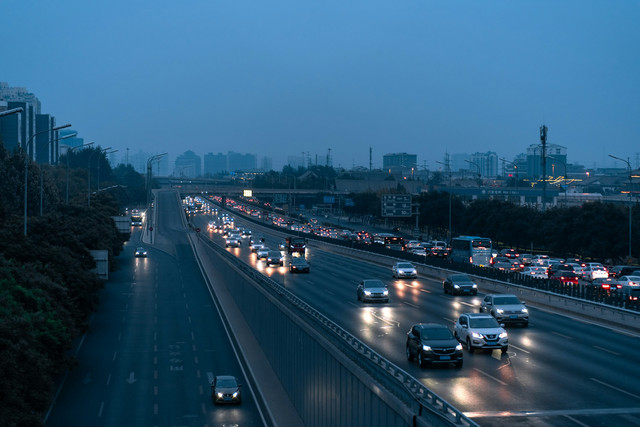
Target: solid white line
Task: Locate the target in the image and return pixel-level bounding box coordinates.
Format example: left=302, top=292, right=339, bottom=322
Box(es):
left=563, top=415, right=591, bottom=427
left=419, top=288, right=431, bottom=293
left=508, top=344, right=531, bottom=354
left=106, top=374, right=111, bottom=386
left=459, top=301, right=475, bottom=308
left=98, top=402, right=104, bottom=417
left=403, top=301, right=420, bottom=309
left=473, top=368, right=507, bottom=386
left=593, top=345, right=620, bottom=356
left=590, top=378, right=640, bottom=400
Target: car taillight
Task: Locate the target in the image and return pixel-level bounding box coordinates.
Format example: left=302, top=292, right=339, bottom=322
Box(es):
left=602, top=284, right=610, bottom=290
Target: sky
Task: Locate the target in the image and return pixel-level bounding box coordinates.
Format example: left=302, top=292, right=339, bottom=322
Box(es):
left=2, top=0, right=639, bottom=172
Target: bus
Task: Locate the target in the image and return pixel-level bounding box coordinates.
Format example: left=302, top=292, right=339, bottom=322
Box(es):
left=450, top=236, right=492, bottom=266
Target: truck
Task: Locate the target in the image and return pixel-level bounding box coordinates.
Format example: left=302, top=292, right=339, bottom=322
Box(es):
left=286, top=236, right=307, bottom=254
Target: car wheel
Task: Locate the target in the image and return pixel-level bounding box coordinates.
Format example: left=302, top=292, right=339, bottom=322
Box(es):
left=357, top=293, right=361, bottom=301
left=478, top=307, right=483, bottom=313
left=418, top=352, right=426, bottom=368
left=406, top=345, right=414, bottom=361
left=443, top=286, right=447, bottom=294
left=466, top=338, right=474, bottom=353
left=501, top=346, right=509, bottom=353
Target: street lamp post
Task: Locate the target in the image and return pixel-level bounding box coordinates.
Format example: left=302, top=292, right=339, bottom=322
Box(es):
left=40, top=132, right=77, bottom=215
left=608, top=154, right=633, bottom=260
left=146, top=153, right=167, bottom=207
left=24, top=123, right=71, bottom=236
left=464, top=159, right=481, bottom=180
left=97, top=149, right=118, bottom=192
left=0, top=107, right=24, bottom=117
left=88, top=147, right=111, bottom=207
left=435, top=159, right=452, bottom=242
left=66, top=142, right=94, bottom=203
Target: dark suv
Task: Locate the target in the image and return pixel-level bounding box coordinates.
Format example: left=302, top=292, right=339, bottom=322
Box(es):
left=406, top=323, right=463, bottom=368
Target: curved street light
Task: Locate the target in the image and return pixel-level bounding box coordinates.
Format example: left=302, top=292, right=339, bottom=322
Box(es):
left=97, top=149, right=118, bottom=192
left=88, top=147, right=111, bottom=207
left=0, top=107, right=24, bottom=117
left=40, top=132, right=77, bottom=215
left=146, top=153, right=167, bottom=207
left=66, top=142, right=94, bottom=203
left=608, top=154, right=633, bottom=260
left=24, top=123, right=71, bottom=236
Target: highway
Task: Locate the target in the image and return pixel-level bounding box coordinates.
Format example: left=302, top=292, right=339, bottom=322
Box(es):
left=193, top=200, right=640, bottom=426
left=46, top=192, right=265, bottom=426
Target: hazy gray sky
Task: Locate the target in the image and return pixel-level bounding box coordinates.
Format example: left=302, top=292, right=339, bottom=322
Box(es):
left=3, top=0, right=639, bottom=171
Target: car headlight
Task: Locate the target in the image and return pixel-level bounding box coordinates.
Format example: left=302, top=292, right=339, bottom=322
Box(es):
left=471, top=332, right=483, bottom=339
left=455, top=343, right=463, bottom=351
left=232, top=391, right=239, bottom=398
left=217, top=392, right=223, bottom=398
left=422, top=345, right=432, bottom=351
left=383, top=289, right=389, bottom=295
left=496, top=308, right=504, bottom=314
left=364, top=291, right=372, bottom=296
left=521, top=308, right=528, bottom=313
left=472, top=284, right=477, bottom=288
left=499, top=331, right=508, bottom=339
left=454, top=284, right=460, bottom=288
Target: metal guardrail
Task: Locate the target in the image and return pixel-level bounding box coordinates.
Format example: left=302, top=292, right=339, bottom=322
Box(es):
left=194, top=224, right=477, bottom=427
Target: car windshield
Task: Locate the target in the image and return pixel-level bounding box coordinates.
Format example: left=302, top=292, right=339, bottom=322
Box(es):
left=422, top=328, right=453, bottom=341
left=364, top=280, right=385, bottom=289
left=216, top=378, right=237, bottom=388
left=268, top=251, right=280, bottom=257
left=452, top=274, right=470, bottom=282
left=469, top=317, right=500, bottom=328
left=493, top=296, right=521, bottom=305
left=397, top=263, right=413, bottom=268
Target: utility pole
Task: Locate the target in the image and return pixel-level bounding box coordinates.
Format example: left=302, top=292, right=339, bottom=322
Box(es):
left=369, top=147, right=372, bottom=171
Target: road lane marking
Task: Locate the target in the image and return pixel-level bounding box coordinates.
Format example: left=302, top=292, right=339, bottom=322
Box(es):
left=419, top=289, right=432, bottom=294
left=563, top=415, right=590, bottom=427
left=472, top=368, right=507, bottom=386
left=508, top=344, right=530, bottom=354
left=590, top=378, right=640, bottom=400
left=551, top=331, right=573, bottom=339
left=459, top=301, right=475, bottom=308
left=98, top=402, right=104, bottom=417
left=112, top=352, right=117, bottom=361
left=106, top=374, right=111, bottom=386
left=593, top=345, right=620, bottom=356
left=403, top=301, right=420, bottom=309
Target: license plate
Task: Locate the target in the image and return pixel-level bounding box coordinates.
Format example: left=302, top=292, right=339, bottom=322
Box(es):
left=440, top=356, right=450, bottom=360
left=224, top=397, right=231, bottom=401
left=509, top=315, right=518, bottom=319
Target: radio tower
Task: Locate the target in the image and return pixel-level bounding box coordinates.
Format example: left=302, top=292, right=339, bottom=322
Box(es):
left=540, top=124, right=548, bottom=212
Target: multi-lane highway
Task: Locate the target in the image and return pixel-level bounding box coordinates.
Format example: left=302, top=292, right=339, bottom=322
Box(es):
left=193, top=200, right=640, bottom=426
left=46, top=192, right=265, bottom=426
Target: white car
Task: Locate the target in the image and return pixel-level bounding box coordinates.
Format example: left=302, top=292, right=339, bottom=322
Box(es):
left=617, top=275, right=640, bottom=287
left=480, top=294, right=529, bottom=326
left=392, top=262, right=417, bottom=279
left=581, top=263, right=609, bottom=281
left=520, top=266, right=547, bottom=279
left=256, top=247, right=271, bottom=260
left=454, top=313, right=508, bottom=353
left=250, top=241, right=265, bottom=252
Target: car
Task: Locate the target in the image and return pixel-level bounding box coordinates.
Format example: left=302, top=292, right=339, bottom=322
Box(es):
left=225, top=237, right=241, bottom=248
left=392, top=262, right=417, bottom=279
left=531, top=254, right=550, bottom=265
left=509, top=258, right=525, bottom=272
left=256, top=247, right=271, bottom=260
left=453, top=313, right=508, bottom=353
left=581, top=264, right=609, bottom=281
left=406, top=323, right=463, bottom=368
left=609, top=265, right=640, bottom=278
left=621, top=284, right=640, bottom=302
left=520, top=253, right=534, bottom=265
left=289, top=256, right=310, bottom=273
left=520, top=266, right=548, bottom=279
left=405, top=240, right=422, bottom=250
left=430, top=241, right=451, bottom=257
left=586, top=277, right=622, bottom=295
left=549, top=270, right=580, bottom=285
left=207, top=221, right=216, bottom=231
left=265, top=251, right=284, bottom=267
left=479, top=294, right=529, bottom=326
left=250, top=241, right=265, bottom=252
left=241, top=229, right=252, bottom=238
left=356, top=279, right=389, bottom=303
left=211, top=375, right=242, bottom=404
left=490, top=256, right=511, bottom=266
left=616, top=275, right=640, bottom=287
left=443, top=273, right=478, bottom=295
left=134, top=247, right=147, bottom=257
left=547, top=263, right=575, bottom=278
left=499, top=248, right=519, bottom=259
left=492, top=261, right=515, bottom=272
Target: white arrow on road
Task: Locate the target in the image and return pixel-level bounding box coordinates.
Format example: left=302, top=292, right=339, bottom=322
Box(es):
left=126, top=372, right=137, bottom=384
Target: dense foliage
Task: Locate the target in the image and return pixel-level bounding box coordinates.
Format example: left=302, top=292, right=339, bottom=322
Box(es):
left=0, top=142, right=144, bottom=426
left=344, top=191, right=639, bottom=263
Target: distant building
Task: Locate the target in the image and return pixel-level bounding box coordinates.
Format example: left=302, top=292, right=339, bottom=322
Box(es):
left=228, top=151, right=256, bottom=172
left=260, top=156, right=273, bottom=172
left=175, top=150, right=201, bottom=178
left=383, top=153, right=417, bottom=173
left=470, top=152, right=498, bottom=178
left=35, top=114, right=57, bottom=164
left=527, top=143, right=567, bottom=178
left=204, top=152, right=227, bottom=175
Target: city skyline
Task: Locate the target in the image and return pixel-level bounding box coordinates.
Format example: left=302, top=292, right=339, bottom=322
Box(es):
left=2, top=1, right=639, bottom=172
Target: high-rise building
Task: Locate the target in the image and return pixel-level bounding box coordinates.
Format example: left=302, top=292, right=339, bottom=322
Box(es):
left=204, top=152, right=227, bottom=175
left=35, top=114, right=57, bottom=164
left=383, top=152, right=417, bottom=173
left=228, top=151, right=256, bottom=172
left=175, top=150, right=201, bottom=178
left=470, top=151, right=498, bottom=178
left=527, top=143, right=567, bottom=178
left=260, top=156, right=273, bottom=172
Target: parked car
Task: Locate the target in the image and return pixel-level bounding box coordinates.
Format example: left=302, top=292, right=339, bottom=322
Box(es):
left=454, top=313, right=509, bottom=353
left=443, top=274, right=478, bottom=295
left=406, top=323, right=463, bottom=368
left=480, top=294, right=529, bottom=326
left=289, top=256, right=310, bottom=273
left=392, top=262, right=417, bottom=279
left=356, top=279, right=389, bottom=303
left=520, top=266, right=548, bottom=279
left=211, top=375, right=242, bottom=404
left=134, top=247, right=147, bottom=257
